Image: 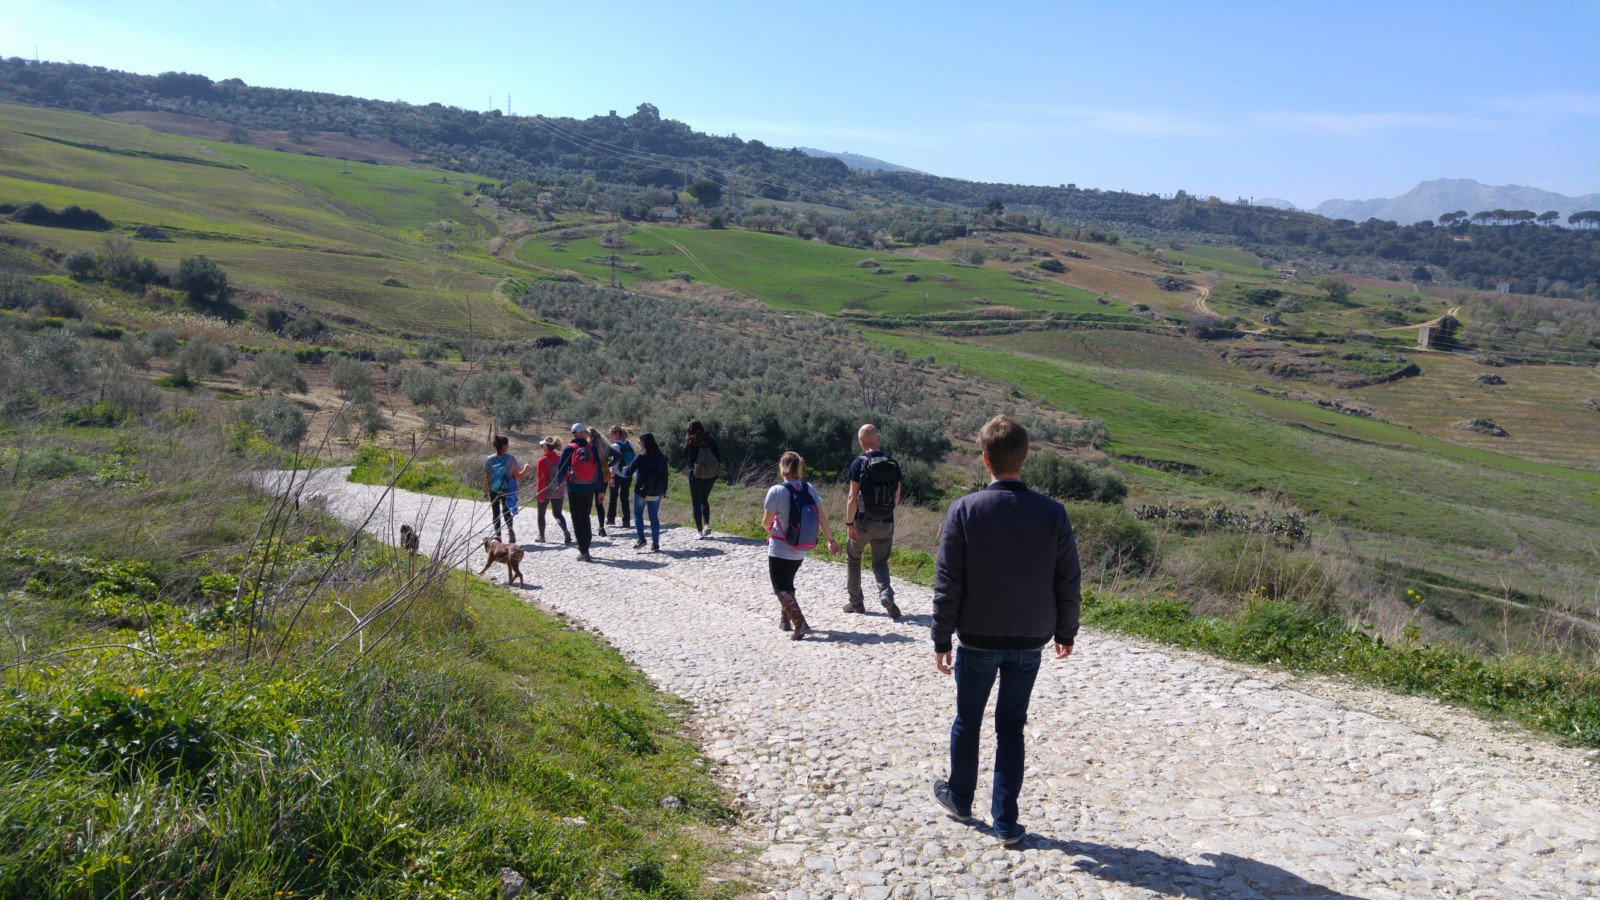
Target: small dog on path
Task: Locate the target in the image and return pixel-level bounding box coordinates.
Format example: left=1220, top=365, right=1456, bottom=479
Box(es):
left=399, top=524, right=421, bottom=554
left=479, top=537, right=525, bottom=587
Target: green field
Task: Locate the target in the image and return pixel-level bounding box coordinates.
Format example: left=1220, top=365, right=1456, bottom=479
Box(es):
left=516, top=223, right=1126, bottom=319
left=0, top=103, right=548, bottom=341
left=1165, top=245, right=1275, bottom=278
left=871, top=329, right=1600, bottom=597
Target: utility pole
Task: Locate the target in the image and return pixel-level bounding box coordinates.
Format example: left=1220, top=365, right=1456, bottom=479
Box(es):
left=506, top=94, right=512, bottom=116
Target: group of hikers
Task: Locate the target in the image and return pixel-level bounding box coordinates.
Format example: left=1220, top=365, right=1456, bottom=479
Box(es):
left=478, top=413, right=1083, bottom=847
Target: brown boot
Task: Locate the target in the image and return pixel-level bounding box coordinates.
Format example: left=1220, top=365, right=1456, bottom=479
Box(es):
left=778, top=591, right=810, bottom=640
left=779, top=608, right=792, bottom=631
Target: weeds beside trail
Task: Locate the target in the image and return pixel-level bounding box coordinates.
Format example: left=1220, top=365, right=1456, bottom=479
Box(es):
left=1082, top=591, right=1600, bottom=748
left=0, top=423, right=740, bottom=898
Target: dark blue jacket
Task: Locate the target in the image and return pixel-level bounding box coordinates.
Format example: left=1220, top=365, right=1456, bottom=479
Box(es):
left=625, top=451, right=669, bottom=497
left=931, top=480, right=1081, bottom=654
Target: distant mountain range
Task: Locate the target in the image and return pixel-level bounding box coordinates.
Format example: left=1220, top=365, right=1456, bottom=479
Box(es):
left=796, top=147, right=923, bottom=174
left=1313, top=179, right=1600, bottom=226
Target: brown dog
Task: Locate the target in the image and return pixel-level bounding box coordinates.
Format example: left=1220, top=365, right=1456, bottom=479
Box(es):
left=478, top=537, right=525, bottom=586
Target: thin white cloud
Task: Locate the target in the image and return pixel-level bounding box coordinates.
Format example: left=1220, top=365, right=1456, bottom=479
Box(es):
left=1481, top=91, right=1600, bottom=118
left=993, top=104, right=1230, bottom=138
left=1255, top=111, right=1497, bottom=136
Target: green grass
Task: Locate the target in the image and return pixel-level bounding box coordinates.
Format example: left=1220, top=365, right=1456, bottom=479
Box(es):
left=867, top=330, right=1600, bottom=582
left=0, top=420, right=739, bottom=898
left=1082, top=590, right=1600, bottom=747
left=517, top=223, right=1123, bottom=319
left=347, top=445, right=480, bottom=499
left=1165, top=246, right=1274, bottom=277
left=0, top=102, right=548, bottom=341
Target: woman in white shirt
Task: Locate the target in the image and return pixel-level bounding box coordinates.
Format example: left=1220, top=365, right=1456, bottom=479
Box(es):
left=761, top=451, right=840, bottom=640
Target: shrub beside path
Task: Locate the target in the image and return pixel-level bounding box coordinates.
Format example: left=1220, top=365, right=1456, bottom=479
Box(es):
left=289, top=470, right=1600, bottom=899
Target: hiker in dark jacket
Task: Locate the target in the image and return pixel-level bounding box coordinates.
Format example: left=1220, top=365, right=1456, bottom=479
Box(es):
left=930, top=414, right=1081, bottom=848
left=555, top=423, right=607, bottom=561
left=684, top=419, right=721, bottom=538
left=623, top=432, right=669, bottom=551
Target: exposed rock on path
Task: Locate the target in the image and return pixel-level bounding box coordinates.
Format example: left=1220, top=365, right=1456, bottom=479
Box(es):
left=282, top=470, right=1600, bottom=899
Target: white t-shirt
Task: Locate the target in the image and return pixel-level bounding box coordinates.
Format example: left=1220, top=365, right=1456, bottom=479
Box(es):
left=764, top=480, right=824, bottom=561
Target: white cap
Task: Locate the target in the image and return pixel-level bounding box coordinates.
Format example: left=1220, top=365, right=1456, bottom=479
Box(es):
left=570, top=422, right=587, bottom=434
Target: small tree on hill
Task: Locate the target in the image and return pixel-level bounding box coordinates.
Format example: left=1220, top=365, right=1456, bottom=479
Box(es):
left=242, top=351, right=308, bottom=395
left=687, top=179, right=722, bottom=207
left=1317, top=276, right=1353, bottom=304
left=173, top=256, right=229, bottom=305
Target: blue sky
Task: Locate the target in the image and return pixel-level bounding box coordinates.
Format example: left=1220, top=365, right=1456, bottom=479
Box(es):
left=5, top=0, right=1597, bottom=208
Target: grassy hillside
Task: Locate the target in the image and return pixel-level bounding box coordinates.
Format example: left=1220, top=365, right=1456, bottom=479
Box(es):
left=0, top=102, right=550, bottom=342
left=516, top=221, right=1126, bottom=321
left=508, top=210, right=1600, bottom=640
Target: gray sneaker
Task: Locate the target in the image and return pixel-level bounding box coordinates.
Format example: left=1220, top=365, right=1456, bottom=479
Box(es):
left=996, top=824, right=1027, bottom=847
left=932, top=779, right=973, bottom=823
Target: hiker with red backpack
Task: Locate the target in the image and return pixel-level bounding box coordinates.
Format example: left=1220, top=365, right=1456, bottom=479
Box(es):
left=761, top=451, right=840, bottom=640
left=556, top=423, right=607, bottom=561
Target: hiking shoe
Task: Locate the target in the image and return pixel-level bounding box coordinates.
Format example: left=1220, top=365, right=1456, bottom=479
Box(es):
left=563, top=534, right=573, bottom=545
left=842, top=601, right=868, bottom=614
left=577, top=551, right=591, bottom=562
left=932, top=780, right=973, bottom=823
left=996, top=825, right=1027, bottom=847
left=633, top=539, right=646, bottom=550
left=651, top=543, right=660, bottom=552
left=701, top=525, right=712, bottom=537
left=883, top=599, right=902, bottom=620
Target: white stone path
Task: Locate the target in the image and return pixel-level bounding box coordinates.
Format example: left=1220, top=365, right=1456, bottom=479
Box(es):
left=284, top=470, right=1600, bottom=899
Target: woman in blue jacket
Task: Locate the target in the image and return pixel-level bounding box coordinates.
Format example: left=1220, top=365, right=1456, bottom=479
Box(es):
left=624, top=432, right=670, bottom=552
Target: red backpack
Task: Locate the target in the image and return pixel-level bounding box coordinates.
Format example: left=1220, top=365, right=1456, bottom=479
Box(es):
left=567, top=440, right=600, bottom=486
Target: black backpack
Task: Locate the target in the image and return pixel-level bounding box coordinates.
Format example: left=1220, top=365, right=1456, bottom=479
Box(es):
left=859, top=452, right=902, bottom=519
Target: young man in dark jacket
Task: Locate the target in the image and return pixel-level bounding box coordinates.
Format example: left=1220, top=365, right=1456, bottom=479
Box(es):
left=930, top=415, right=1081, bottom=847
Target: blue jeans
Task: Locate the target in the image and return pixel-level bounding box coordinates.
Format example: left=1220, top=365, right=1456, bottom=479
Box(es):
left=948, top=646, right=1042, bottom=833
left=633, top=494, right=661, bottom=546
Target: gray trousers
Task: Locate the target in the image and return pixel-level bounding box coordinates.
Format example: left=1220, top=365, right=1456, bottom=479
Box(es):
left=847, top=517, right=895, bottom=605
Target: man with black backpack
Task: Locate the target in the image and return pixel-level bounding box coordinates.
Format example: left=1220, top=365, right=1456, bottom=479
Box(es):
left=843, top=423, right=903, bottom=619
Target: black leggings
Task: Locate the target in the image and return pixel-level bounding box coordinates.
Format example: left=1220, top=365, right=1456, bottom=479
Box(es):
left=490, top=491, right=515, bottom=540
left=689, top=476, right=716, bottom=531
left=607, top=474, right=633, bottom=525
left=768, top=556, right=803, bottom=596
left=537, top=498, right=569, bottom=539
